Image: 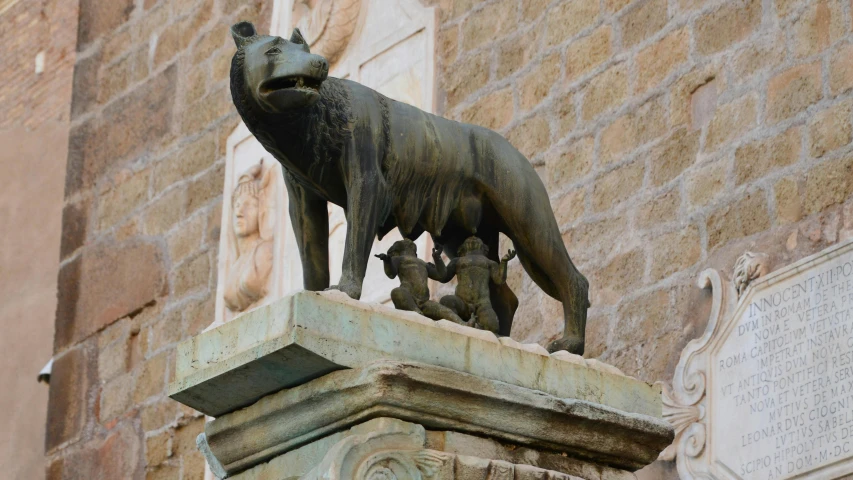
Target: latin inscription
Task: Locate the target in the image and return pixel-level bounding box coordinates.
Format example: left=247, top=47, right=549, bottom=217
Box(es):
left=714, top=256, right=853, bottom=479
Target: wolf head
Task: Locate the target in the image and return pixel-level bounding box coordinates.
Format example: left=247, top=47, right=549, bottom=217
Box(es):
left=230, top=22, right=330, bottom=112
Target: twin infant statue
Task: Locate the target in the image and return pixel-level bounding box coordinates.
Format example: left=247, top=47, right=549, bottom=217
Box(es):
left=376, top=237, right=515, bottom=333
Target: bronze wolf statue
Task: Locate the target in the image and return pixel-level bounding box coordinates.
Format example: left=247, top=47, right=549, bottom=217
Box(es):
left=228, top=22, right=590, bottom=354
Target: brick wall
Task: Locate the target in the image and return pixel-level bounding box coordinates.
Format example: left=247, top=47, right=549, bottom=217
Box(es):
left=49, top=0, right=853, bottom=478
left=433, top=2, right=853, bottom=475
left=0, top=0, right=77, bottom=129
left=48, top=0, right=271, bottom=478
left=435, top=0, right=853, bottom=378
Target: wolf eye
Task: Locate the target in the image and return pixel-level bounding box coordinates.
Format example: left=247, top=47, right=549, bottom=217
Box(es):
left=265, top=47, right=282, bottom=55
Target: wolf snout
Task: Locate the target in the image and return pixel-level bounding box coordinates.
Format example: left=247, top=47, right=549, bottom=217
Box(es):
left=311, top=58, right=329, bottom=79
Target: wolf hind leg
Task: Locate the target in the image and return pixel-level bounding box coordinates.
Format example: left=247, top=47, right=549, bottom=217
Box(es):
left=507, top=232, right=589, bottom=355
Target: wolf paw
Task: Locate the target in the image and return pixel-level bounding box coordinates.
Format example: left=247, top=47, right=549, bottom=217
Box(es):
left=547, top=335, right=585, bottom=355
left=326, top=282, right=362, bottom=300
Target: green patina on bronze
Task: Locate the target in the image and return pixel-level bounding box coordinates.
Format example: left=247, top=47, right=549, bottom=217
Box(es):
left=228, top=22, right=589, bottom=353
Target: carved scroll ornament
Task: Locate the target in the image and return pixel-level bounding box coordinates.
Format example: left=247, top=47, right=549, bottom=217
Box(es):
left=656, top=251, right=768, bottom=479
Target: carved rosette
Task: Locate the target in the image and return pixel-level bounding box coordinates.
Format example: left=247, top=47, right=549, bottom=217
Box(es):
left=657, top=252, right=768, bottom=479
left=297, top=418, right=579, bottom=480
left=292, top=0, right=362, bottom=64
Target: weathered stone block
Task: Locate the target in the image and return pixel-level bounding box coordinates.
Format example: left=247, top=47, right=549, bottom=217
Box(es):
left=133, top=351, right=170, bottom=404
left=443, top=50, right=491, bottom=109
left=636, top=28, right=688, bottom=94
left=554, top=92, right=578, bottom=136
left=77, top=0, right=134, bottom=48
left=635, top=187, right=680, bottom=229
left=59, top=198, right=90, bottom=260
left=545, top=0, right=600, bottom=47
left=694, top=0, right=761, bottom=55
left=830, top=43, right=853, bottom=94
left=808, top=99, right=853, bottom=158
left=592, top=160, right=644, bottom=212
left=582, top=63, right=628, bottom=121
left=565, top=26, right=611, bottom=82
left=154, top=134, right=217, bottom=193
left=461, top=0, right=516, bottom=52
left=706, top=191, right=771, bottom=249
left=548, top=136, right=594, bottom=188
left=705, top=94, right=757, bottom=151
left=46, top=345, right=96, bottom=451
left=804, top=155, right=853, bottom=214
left=649, top=226, right=701, bottom=281
left=600, top=96, right=666, bottom=166
left=590, top=249, right=645, bottom=305
left=685, top=159, right=726, bottom=209
left=97, top=168, right=151, bottom=230
left=520, top=53, right=561, bottom=111
left=507, top=116, right=550, bottom=158
left=55, top=240, right=166, bottom=350
left=169, top=291, right=661, bottom=418
left=70, top=50, right=101, bottom=119
left=790, top=0, right=840, bottom=58
left=65, top=66, right=177, bottom=195
left=619, top=0, right=667, bottom=48
left=144, top=187, right=186, bottom=236
left=734, top=126, right=801, bottom=185
left=766, top=62, right=822, bottom=124
left=774, top=175, right=803, bottom=223
left=497, top=29, right=539, bottom=80
left=460, top=88, right=514, bottom=131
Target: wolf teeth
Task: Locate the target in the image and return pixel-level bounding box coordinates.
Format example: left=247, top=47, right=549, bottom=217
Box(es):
left=297, top=77, right=305, bottom=88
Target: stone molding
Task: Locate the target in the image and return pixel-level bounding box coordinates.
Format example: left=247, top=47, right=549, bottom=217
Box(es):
left=170, top=291, right=659, bottom=418
left=197, top=361, right=672, bottom=477
left=295, top=418, right=581, bottom=480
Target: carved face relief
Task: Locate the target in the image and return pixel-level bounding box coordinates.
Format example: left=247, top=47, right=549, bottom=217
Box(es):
left=233, top=194, right=260, bottom=238
left=223, top=161, right=276, bottom=313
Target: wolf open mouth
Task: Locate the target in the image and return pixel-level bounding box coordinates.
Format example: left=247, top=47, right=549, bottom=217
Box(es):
left=261, top=75, right=322, bottom=94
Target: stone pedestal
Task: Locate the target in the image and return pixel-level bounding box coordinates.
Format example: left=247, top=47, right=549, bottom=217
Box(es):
left=169, top=291, right=673, bottom=479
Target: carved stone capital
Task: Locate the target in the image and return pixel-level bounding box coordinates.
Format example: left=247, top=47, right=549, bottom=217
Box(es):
left=298, top=418, right=581, bottom=480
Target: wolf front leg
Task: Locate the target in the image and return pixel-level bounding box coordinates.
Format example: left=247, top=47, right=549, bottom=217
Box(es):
left=284, top=171, right=330, bottom=291
left=332, top=173, right=388, bottom=299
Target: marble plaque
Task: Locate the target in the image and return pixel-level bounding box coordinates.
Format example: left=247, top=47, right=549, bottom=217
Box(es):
left=660, top=240, right=853, bottom=480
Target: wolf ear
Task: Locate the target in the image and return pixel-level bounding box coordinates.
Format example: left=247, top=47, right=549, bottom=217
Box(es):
left=290, top=28, right=310, bottom=51
left=231, top=21, right=257, bottom=48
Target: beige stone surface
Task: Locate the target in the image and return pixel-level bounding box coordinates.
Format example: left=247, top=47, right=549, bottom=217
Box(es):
left=170, top=291, right=660, bottom=418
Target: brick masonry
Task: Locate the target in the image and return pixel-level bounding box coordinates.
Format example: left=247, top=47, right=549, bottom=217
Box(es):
left=46, top=0, right=853, bottom=479
left=49, top=0, right=271, bottom=478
